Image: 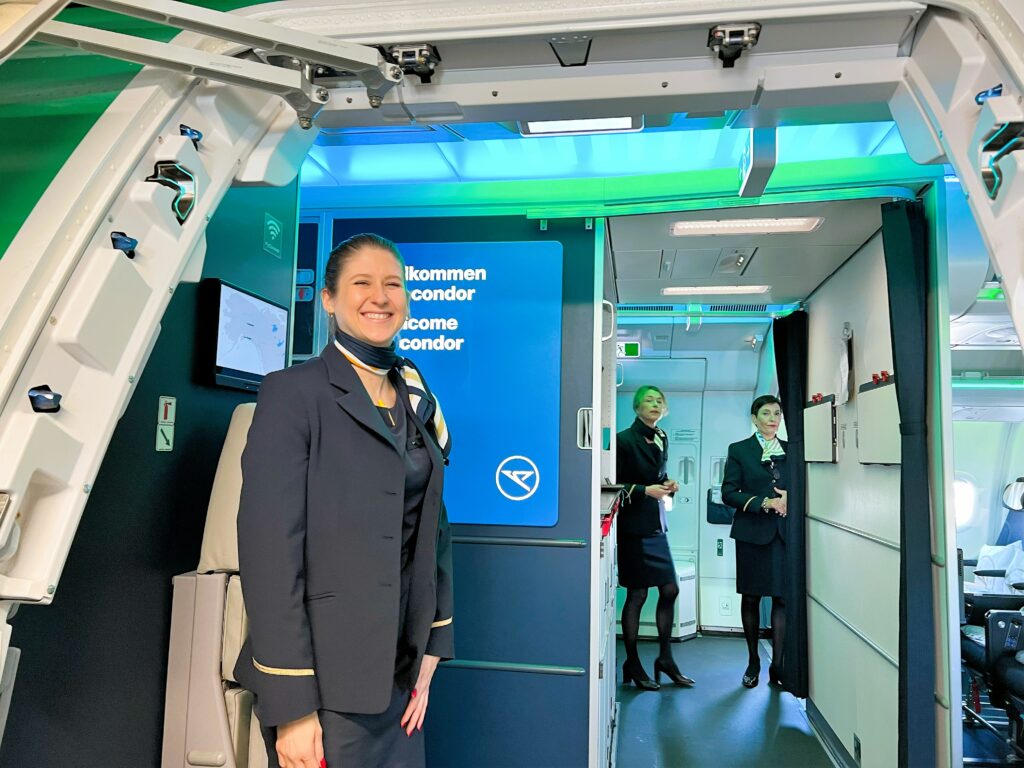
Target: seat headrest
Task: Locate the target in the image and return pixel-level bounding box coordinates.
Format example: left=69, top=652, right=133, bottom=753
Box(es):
left=197, top=403, right=256, bottom=574
left=1004, top=479, right=1024, bottom=511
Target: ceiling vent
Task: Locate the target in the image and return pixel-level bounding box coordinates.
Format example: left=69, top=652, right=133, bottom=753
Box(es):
left=705, top=303, right=769, bottom=313
left=618, top=304, right=674, bottom=312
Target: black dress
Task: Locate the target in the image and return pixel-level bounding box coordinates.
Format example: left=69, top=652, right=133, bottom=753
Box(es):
left=721, top=434, right=789, bottom=597
left=616, top=419, right=677, bottom=589
left=260, top=392, right=431, bottom=768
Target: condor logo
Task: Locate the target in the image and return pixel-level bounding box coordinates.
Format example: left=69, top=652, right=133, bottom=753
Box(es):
left=146, top=161, right=197, bottom=224
left=496, top=455, right=540, bottom=501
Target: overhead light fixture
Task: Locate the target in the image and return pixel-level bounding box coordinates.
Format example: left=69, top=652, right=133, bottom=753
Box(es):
left=669, top=217, right=824, bottom=236
left=661, top=285, right=771, bottom=296
left=520, top=116, right=643, bottom=136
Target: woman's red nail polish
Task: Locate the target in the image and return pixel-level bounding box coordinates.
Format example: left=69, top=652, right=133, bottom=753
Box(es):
left=411, top=689, right=418, bottom=699
left=321, top=760, right=327, bottom=768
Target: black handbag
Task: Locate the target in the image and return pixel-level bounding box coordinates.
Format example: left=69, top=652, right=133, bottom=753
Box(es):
left=706, top=487, right=736, bottom=524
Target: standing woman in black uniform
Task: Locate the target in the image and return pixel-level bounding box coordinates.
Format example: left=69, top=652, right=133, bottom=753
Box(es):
left=722, top=394, right=789, bottom=689
left=616, top=385, right=695, bottom=690
left=235, top=234, right=454, bottom=768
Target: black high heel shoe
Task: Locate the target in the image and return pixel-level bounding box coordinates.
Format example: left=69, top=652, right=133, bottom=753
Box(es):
left=653, top=657, right=696, bottom=687
left=622, top=661, right=660, bottom=691
left=768, top=663, right=783, bottom=687
left=742, top=661, right=761, bottom=689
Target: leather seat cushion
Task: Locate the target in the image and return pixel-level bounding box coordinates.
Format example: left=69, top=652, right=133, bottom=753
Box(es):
left=198, top=403, right=255, bottom=574
left=962, top=624, right=986, bottom=671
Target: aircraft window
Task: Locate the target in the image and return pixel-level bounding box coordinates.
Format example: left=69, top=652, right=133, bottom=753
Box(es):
left=954, top=475, right=978, bottom=529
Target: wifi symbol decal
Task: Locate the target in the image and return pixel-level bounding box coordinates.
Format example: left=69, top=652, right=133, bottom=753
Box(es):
left=264, top=213, right=284, bottom=257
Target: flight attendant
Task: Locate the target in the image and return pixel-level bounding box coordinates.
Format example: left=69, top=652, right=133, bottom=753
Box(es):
left=722, top=395, right=788, bottom=689
left=616, top=385, right=695, bottom=691
left=235, top=233, right=454, bottom=768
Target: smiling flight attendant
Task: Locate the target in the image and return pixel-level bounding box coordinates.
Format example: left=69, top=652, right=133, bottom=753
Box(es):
left=235, top=233, right=454, bottom=768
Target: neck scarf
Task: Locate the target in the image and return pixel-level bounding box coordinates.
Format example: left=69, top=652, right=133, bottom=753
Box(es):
left=334, top=331, right=451, bottom=461
left=334, top=327, right=399, bottom=371
left=634, top=418, right=665, bottom=453
left=756, top=432, right=785, bottom=463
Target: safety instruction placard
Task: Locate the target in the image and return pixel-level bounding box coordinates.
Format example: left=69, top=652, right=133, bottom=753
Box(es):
left=156, top=424, right=175, bottom=452
left=156, top=395, right=176, bottom=452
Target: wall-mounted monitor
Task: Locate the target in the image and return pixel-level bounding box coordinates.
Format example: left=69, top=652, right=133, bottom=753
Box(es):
left=199, top=279, right=288, bottom=391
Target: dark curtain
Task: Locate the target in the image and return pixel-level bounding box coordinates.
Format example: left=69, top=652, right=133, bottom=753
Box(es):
left=773, top=310, right=809, bottom=698
left=880, top=199, right=936, bottom=768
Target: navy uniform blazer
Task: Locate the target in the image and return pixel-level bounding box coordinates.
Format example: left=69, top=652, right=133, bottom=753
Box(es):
left=721, top=434, right=788, bottom=545
left=234, top=342, right=454, bottom=727
left=616, top=420, right=670, bottom=537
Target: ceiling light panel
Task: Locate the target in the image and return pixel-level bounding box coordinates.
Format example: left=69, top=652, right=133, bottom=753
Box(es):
left=661, top=285, right=771, bottom=296
left=520, top=116, right=642, bottom=136
left=669, top=217, right=824, bottom=236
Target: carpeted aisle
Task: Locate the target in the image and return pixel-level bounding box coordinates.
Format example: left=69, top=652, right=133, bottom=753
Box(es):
left=616, top=636, right=833, bottom=768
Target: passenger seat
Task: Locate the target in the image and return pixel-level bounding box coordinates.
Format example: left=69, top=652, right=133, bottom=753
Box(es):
left=162, top=403, right=268, bottom=768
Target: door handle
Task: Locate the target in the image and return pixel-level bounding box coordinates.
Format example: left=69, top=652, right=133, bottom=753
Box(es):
left=602, top=300, right=616, bottom=342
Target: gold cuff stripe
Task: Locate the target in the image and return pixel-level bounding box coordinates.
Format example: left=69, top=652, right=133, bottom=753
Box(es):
left=431, top=617, right=453, bottom=629
left=252, top=657, right=315, bottom=677
left=742, top=497, right=754, bottom=512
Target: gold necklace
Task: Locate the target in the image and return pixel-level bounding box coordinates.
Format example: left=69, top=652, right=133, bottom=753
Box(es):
left=376, top=374, right=396, bottom=427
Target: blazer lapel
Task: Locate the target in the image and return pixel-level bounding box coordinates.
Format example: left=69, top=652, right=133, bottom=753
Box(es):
left=322, top=342, right=400, bottom=453
left=744, top=434, right=765, bottom=468
left=399, top=376, right=444, bottom=533
left=631, top=422, right=663, bottom=470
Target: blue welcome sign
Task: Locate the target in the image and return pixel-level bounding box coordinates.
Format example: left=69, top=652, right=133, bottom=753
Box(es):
left=397, top=241, right=563, bottom=527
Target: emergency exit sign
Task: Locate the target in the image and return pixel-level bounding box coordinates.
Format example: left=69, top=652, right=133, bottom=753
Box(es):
left=616, top=341, right=640, bottom=358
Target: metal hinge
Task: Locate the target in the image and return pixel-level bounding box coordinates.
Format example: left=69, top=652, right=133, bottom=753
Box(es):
left=384, top=43, right=441, bottom=84
left=707, top=23, right=761, bottom=68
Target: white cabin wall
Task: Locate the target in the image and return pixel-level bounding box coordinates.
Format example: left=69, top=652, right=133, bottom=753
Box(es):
left=754, top=325, right=778, bottom=398
left=1005, top=424, right=1024, bottom=486
left=952, top=421, right=1013, bottom=556
left=806, top=232, right=900, bottom=767
left=699, top=390, right=754, bottom=629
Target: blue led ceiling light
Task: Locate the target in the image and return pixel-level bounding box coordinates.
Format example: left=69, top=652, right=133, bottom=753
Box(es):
left=303, top=120, right=908, bottom=187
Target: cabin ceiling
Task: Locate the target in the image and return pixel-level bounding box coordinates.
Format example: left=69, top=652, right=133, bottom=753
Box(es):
left=607, top=199, right=884, bottom=305
left=952, top=298, right=1023, bottom=378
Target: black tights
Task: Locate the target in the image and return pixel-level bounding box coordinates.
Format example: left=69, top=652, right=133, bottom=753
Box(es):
left=740, top=594, right=786, bottom=668
left=622, top=582, right=680, bottom=667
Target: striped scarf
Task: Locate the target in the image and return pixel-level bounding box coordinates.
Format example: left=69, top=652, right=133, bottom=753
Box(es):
left=334, top=336, right=451, bottom=461
left=757, top=433, right=785, bottom=463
